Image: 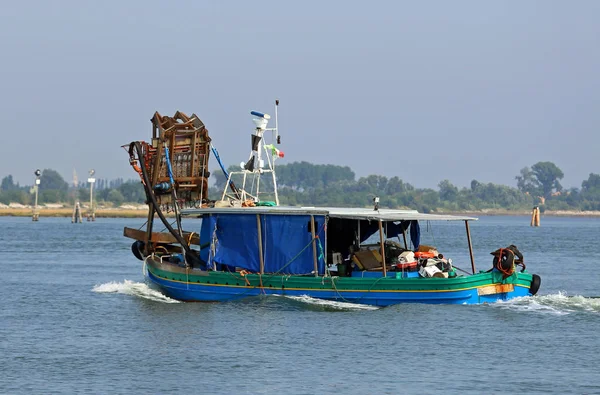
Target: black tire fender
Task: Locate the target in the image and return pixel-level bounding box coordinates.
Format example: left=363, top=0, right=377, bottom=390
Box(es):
left=131, top=240, right=145, bottom=261
left=529, top=274, right=541, bottom=296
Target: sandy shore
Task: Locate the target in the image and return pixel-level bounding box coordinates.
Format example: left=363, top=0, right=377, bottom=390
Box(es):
left=0, top=208, right=151, bottom=218
left=439, top=209, right=600, bottom=217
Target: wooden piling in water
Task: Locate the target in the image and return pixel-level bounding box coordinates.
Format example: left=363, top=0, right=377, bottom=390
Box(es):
left=531, top=206, right=541, bottom=227
left=72, top=202, right=83, bottom=223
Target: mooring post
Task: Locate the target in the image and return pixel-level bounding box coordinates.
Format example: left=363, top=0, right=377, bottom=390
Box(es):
left=72, top=202, right=83, bottom=223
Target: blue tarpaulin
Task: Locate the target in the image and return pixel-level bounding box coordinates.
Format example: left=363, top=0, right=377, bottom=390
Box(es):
left=410, top=220, right=420, bottom=250
left=261, top=214, right=325, bottom=275
left=213, top=214, right=261, bottom=272
left=360, top=220, right=410, bottom=242
left=199, top=214, right=216, bottom=265
left=199, top=213, right=325, bottom=275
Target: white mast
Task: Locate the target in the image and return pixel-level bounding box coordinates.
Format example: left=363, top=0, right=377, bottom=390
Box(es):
left=220, top=100, right=283, bottom=206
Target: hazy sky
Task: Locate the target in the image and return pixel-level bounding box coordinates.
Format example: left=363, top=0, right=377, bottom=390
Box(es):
left=1, top=1, right=599, bottom=190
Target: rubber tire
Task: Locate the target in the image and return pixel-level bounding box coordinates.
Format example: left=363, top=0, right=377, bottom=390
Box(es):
left=529, top=274, right=541, bottom=296
left=131, top=240, right=145, bottom=261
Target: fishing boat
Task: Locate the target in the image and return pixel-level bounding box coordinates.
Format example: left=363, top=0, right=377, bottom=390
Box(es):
left=123, top=102, right=541, bottom=306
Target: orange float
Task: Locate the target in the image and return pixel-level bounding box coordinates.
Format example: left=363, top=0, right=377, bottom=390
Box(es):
left=414, top=251, right=436, bottom=259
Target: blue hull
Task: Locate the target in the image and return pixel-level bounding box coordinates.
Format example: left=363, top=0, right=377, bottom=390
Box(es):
left=146, top=268, right=532, bottom=306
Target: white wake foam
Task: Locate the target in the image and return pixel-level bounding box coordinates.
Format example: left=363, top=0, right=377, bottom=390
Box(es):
left=493, top=292, right=600, bottom=315
left=92, top=280, right=180, bottom=303
left=283, top=295, right=380, bottom=311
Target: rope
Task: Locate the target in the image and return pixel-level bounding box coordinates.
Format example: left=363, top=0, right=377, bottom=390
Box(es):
left=186, top=266, right=189, bottom=290
left=208, top=222, right=218, bottom=270
left=317, top=237, right=325, bottom=263
left=218, top=222, right=327, bottom=300
left=138, top=219, right=149, bottom=231
left=452, top=265, right=472, bottom=275
left=495, top=248, right=515, bottom=278
left=327, top=273, right=387, bottom=304
left=163, top=146, right=176, bottom=186
left=211, top=145, right=241, bottom=198
left=429, top=221, right=436, bottom=246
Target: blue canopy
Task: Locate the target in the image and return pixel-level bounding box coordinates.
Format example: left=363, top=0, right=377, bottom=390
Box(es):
left=200, top=213, right=325, bottom=275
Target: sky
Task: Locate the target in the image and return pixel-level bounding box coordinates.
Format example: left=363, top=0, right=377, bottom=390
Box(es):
left=1, top=0, right=599, bottom=190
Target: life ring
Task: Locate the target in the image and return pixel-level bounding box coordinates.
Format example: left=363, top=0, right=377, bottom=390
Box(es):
left=131, top=240, right=145, bottom=261
left=529, top=274, right=541, bottom=296
left=414, top=251, right=435, bottom=259
left=394, top=261, right=419, bottom=271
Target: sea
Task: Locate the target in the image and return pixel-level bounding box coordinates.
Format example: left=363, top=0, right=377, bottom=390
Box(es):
left=1, top=215, right=599, bottom=395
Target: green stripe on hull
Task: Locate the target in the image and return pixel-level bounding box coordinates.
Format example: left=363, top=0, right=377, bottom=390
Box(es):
left=147, top=261, right=533, bottom=293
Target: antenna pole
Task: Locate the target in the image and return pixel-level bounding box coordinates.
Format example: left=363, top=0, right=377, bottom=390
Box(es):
left=275, top=99, right=279, bottom=143
left=273, top=99, right=280, bottom=205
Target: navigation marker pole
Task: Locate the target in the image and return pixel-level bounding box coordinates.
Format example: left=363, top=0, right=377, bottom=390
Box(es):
left=87, top=169, right=96, bottom=221
left=32, top=169, right=41, bottom=221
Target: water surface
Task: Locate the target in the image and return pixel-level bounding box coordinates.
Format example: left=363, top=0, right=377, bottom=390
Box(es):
left=1, top=216, right=599, bottom=394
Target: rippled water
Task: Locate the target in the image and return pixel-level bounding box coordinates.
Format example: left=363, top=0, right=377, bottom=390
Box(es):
left=1, top=216, right=599, bottom=394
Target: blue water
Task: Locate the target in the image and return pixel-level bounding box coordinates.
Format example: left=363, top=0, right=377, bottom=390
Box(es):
left=1, top=216, right=599, bottom=394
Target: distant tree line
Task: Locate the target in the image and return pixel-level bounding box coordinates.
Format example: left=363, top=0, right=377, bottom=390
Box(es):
left=0, top=169, right=146, bottom=207
left=2, top=161, right=600, bottom=212
left=212, top=161, right=600, bottom=212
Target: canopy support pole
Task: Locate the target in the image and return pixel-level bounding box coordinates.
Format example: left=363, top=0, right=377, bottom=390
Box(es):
left=379, top=220, right=387, bottom=276
left=324, top=217, right=328, bottom=266
left=465, top=220, right=476, bottom=274
left=311, top=215, right=318, bottom=276
left=402, top=226, right=408, bottom=249
left=257, top=214, right=264, bottom=274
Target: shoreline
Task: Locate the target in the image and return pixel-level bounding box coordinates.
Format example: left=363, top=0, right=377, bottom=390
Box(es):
left=0, top=208, right=151, bottom=218
left=1, top=207, right=600, bottom=218
left=439, top=209, right=600, bottom=218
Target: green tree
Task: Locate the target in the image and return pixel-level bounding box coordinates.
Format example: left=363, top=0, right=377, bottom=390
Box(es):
left=77, top=187, right=89, bottom=202
left=438, top=179, right=458, bottom=202
left=40, top=189, right=64, bottom=203
left=515, top=167, right=539, bottom=195
left=531, top=161, right=564, bottom=198
left=39, top=169, right=68, bottom=192
left=1, top=175, right=18, bottom=191
left=386, top=176, right=410, bottom=195
left=118, top=180, right=146, bottom=203
left=276, top=162, right=355, bottom=190
left=0, top=189, right=30, bottom=205
left=580, top=173, right=600, bottom=209
left=212, top=165, right=241, bottom=192
left=107, top=189, right=125, bottom=206
left=582, top=173, right=600, bottom=192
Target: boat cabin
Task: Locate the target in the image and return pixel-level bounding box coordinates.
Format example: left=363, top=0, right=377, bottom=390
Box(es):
left=181, top=206, right=477, bottom=278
